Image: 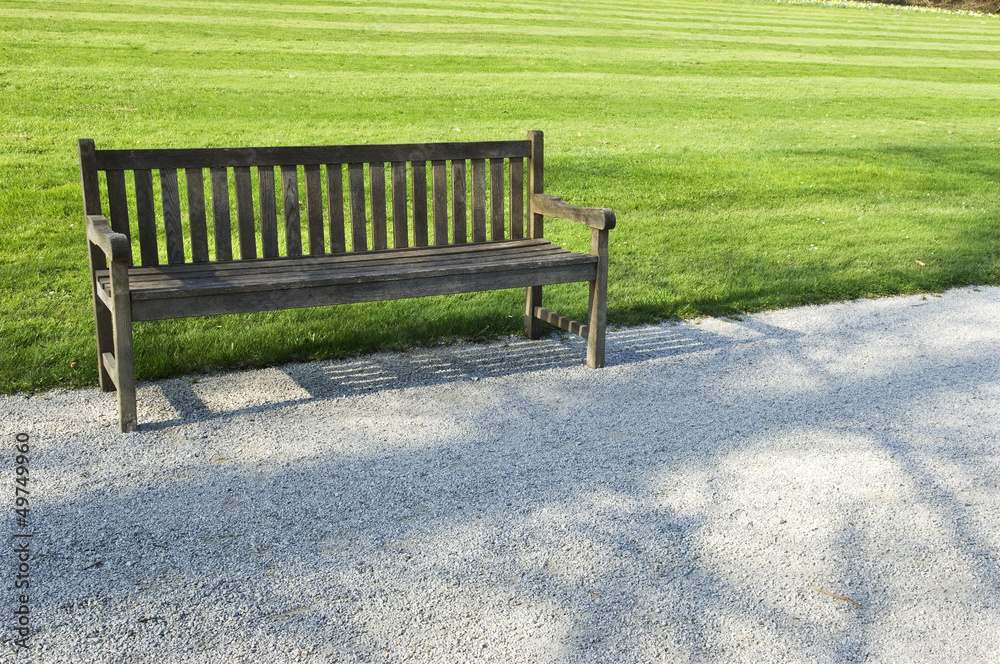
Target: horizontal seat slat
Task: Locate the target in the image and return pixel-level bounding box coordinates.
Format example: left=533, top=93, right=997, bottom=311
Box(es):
left=98, top=241, right=595, bottom=302
left=122, top=261, right=596, bottom=322
left=115, top=246, right=587, bottom=293
left=120, top=238, right=555, bottom=279
left=95, top=140, right=532, bottom=171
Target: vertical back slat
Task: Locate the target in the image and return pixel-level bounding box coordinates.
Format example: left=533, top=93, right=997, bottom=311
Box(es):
left=490, top=158, right=505, bottom=241
left=348, top=163, right=367, bottom=252
left=391, top=162, right=408, bottom=249
left=210, top=167, right=233, bottom=261
left=160, top=168, right=185, bottom=264
left=370, top=162, right=388, bottom=251
left=412, top=162, right=428, bottom=247
left=281, top=165, right=302, bottom=257
left=510, top=158, right=524, bottom=240
left=326, top=164, right=346, bottom=253
left=305, top=164, right=325, bottom=255
left=235, top=166, right=257, bottom=259
left=451, top=160, right=467, bottom=244
left=259, top=166, right=279, bottom=258
left=471, top=158, right=486, bottom=243
left=431, top=160, right=448, bottom=245
left=106, top=170, right=131, bottom=238
left=135, top=169, right=159, bottom=266
left=106, top=170, right=133, bottom=266
left=185, top=168, right=209, bottom=263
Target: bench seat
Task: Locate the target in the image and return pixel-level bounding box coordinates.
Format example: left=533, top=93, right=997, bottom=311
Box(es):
left=79, top=130, right=615, bottom=431
left=96, top=238, right=597, bottom=321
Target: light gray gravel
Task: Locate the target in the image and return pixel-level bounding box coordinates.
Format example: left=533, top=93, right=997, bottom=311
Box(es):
left=3, top=285, right=1000, bottom=663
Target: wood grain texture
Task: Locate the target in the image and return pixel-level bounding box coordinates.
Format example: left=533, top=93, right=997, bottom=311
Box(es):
left=106, top=170, right=134, bottom=267
left=210, top=167, right=233, bottom=261
left=451, top=160, right=467, bottom=244
left=532, top=194, right=616, bottom=230
left=587, top=228, right=609, bottom=368
left=109, top=259, right=137, bottom=432
left=86, top=214, right=131, bottom=263
left=391, top=162, right=409, bottom=249
left=370, top=162, right=388, bottom=251
left=348, top=162, right=367, bottom=252
left=87, top=240, right=115, bottom=391
left=116, top=240, right=572, bottom=284
left=135, top=168, right=159, bottom=266
left=527, top=130, right=544, bottom=240
left=281, top=165, right=302, bottom=257
left=490, top=158, right=505, bottom=241
left=431, top=160, right=448, bottom=246
left=124, top=249, right=596, bottom=321
left=186, top=168, right=209, bottom=263
left=160, top=168, right=185, bottom=264
left=326, top=164, right=346, bottom=253
left=259, top=166, right=279, bottom=258
left=412, top=161, right=428, bottom=247
left=524, top=131, right=545, bottom=339
left=471, top=158, right=486, bottom=243
left=510, top=158, right=524, bottom=240
left=235, top=166, right=257, bottom=259
left=534, top=306, right=588, bottom=339
left=105, top=170, right=131, bottom=240
left=96, top=140, right=532, bottom=171
left=78, top=139, right=103, bottom=216
left=305, top=163, right=325, bottom=255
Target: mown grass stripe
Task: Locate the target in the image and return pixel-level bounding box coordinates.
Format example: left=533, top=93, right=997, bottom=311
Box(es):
left=1, top=0, right=998, bottom=393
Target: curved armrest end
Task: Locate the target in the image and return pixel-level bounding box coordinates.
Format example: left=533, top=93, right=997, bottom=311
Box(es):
left=86, top=214, right=131, bottom=262
left=532, top=193, right=616, bottom=231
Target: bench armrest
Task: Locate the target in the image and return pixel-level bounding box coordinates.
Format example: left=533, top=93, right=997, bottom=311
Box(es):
left=86, top=214, right=131, bottom=263
left=532, top=193, right=616, bottom=231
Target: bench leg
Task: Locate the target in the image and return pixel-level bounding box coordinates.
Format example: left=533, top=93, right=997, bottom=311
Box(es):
left=586, top=228, right=609, bottom=369
left=112, top=317, right=137, bottom=433
left=93, top=296, right=116, bottom=392
left=524, top=285, right=542, bottom=339
left=109, top=261, right=137, bottom=432
left=89, top=246, right=115, bottom=392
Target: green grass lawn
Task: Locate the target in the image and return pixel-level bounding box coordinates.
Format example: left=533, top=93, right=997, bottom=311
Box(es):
left=1, top=0, right=998, bottom=393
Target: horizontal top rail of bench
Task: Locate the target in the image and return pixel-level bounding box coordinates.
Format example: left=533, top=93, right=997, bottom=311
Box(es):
left=94, top=140, right=532, bottom=171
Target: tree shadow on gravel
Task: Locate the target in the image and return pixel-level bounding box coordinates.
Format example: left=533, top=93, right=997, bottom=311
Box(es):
left=24, top=293, right=1000, bottom=662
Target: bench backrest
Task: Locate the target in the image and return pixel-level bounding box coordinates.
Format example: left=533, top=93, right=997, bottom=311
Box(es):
left=79, top=132, right=544, bottom=267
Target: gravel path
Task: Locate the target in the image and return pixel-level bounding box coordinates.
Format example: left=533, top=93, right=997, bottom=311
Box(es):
left=3, top=285, right=1000, bottom=663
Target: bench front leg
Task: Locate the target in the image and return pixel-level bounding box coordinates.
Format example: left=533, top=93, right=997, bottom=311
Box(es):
left=109, top=260, right=137, bottom=432
left=586, top=227, right=609, bottom=369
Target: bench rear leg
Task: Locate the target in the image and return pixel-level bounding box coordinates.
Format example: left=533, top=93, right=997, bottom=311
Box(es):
left=524, top=285, right=542, bottom=339
left=93, top=296, right=116, bottom=391
left=89, top=245, right=116, bottom=391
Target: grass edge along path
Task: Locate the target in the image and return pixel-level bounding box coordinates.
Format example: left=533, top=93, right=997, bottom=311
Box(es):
left=1, top=0, right=998, bottom=394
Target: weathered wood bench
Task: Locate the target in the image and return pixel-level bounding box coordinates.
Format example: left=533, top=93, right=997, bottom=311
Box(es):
left=79, top=131, right=615, bottom=432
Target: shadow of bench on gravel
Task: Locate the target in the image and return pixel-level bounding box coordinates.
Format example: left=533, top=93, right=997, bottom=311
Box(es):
left=140, top=319, right=788, bottom=431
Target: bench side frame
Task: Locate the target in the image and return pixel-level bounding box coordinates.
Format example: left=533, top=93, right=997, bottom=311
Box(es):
left=80, top=133, right=613, bottom=431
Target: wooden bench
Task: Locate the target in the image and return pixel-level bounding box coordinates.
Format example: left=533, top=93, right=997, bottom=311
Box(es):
left=79, top=131, right=615, bottom=432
